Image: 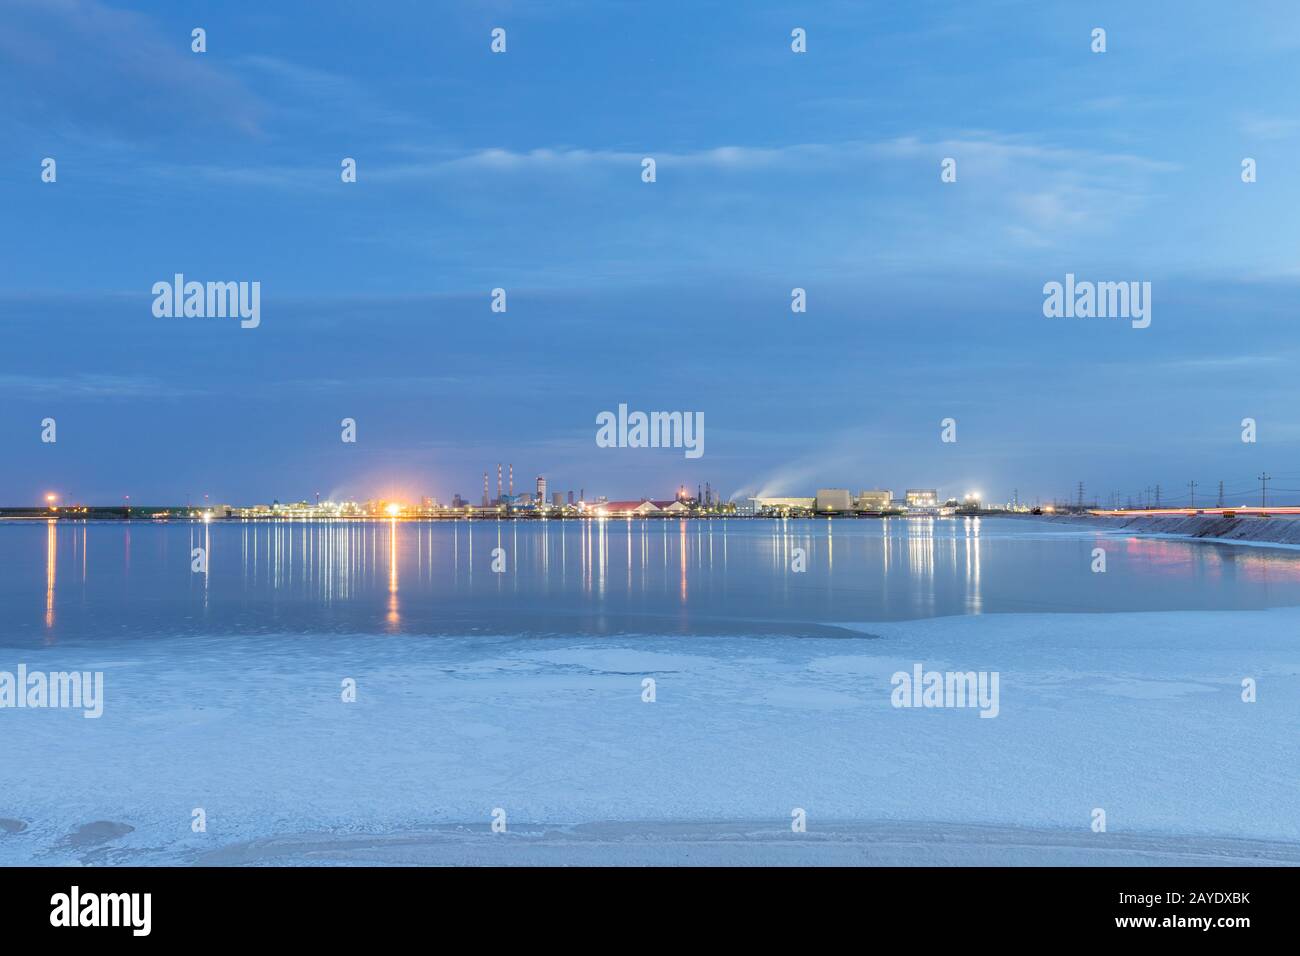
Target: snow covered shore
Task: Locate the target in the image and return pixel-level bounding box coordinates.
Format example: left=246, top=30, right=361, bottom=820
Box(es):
left=3, top=608, right=1298, bottom=866
left=196, top=821, right=1300, bottom=867
left=1041, top=512, right=1300, bottom=547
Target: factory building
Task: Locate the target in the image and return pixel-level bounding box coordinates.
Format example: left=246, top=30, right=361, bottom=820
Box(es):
left=855, top=490, right=892, bottom=511
left=816, top=489, right=855, bottom=513
left=742, top=496, right=816, bottom=515
left=597, top=500, right=661, bottom=516
left=905, top=489, right=940, bottom=510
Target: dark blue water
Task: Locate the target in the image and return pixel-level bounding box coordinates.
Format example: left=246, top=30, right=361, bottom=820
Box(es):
left=6, top=516, right=1300, bottom=648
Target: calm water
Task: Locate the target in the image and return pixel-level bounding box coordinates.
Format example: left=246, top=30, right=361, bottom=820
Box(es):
left=6, top=516, right=1300, bottom=648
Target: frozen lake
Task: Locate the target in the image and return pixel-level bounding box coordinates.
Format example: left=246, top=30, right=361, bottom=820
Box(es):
left=2, top=517, right=1298, bottom=865
left=8, top=516, right=1300, bottom=647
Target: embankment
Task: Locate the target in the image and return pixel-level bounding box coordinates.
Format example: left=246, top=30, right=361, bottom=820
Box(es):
left=1043, top=513, right=1300, bottom=546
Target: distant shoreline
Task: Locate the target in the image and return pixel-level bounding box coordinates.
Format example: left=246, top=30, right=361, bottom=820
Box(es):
left=0, top=509, right=1000, bottom=522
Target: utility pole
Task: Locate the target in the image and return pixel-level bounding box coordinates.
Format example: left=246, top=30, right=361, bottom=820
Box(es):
left=1154, top=484, right=1162, bottom=508
left=1217, top=481, right=1224, bottom=508
left=1077, top=481, right=1084, bottom=510
left=1259, top=473, right=1271, bottom=508
left=1188, top=480, right=1197, bottom=509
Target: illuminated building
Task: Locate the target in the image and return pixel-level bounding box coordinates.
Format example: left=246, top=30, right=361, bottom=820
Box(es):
left=816, top=489, right=854, bottom=513
left=743, top=497, right=816, bottom=515
left=596, top=500, right=660, bottom=516
left=906, top=489, right=939, bottom=509
left=856, top=490, right=892, bottom=511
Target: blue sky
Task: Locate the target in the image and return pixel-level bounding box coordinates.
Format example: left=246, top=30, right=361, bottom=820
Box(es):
left=3, top=0, right=1300, bottom=506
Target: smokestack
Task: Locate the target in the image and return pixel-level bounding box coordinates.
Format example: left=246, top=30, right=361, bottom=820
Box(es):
left=509, top=464, right=513, bottom=497
left=497, top=464, right=502, bottom=503
left=482, top=472, right=489, bottom=507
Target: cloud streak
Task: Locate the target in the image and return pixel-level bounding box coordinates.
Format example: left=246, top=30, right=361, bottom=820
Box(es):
left=0, top=0, right=265, bottom=139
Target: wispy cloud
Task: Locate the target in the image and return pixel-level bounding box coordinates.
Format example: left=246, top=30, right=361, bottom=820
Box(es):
left=236, top=54, right=427, bottom=131
left=0, top=373, right=205, bottom=400
left=316, top=135, right=1174, bottom=249
left=1239, top=114, right=1300, bottom=141
left=370, top=135, right=1174, bottom=181
left=0, top=0, right=265, bottom=139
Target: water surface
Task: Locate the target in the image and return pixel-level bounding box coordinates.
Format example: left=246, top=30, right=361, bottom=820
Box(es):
left=6, top=516, right=1300, bottom=647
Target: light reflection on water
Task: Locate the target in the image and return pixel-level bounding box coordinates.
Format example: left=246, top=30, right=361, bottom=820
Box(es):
left=9, top=517, right=1300, bottom=647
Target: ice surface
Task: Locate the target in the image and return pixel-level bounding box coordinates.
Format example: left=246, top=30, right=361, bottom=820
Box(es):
left=2, top=606, right=1297, bottom=865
